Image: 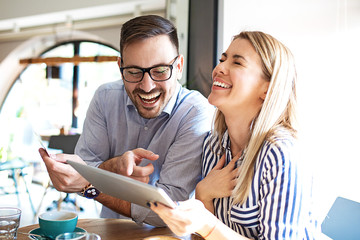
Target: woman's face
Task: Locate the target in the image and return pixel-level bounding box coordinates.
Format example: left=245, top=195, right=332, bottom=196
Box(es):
left=208, top=38, right=269, bottom=117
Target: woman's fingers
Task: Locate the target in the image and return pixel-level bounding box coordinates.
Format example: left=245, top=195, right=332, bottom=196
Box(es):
left=150, top=202, right=193, bottom=236
left=213, top=155, right=225, bottom=170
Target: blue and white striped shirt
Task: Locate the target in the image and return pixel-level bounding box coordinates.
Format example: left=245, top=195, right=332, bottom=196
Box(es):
left=202, top=130, right=317, bottom=239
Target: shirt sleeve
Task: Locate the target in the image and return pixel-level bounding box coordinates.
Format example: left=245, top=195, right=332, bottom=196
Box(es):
left=130, top=101, right=214, bottom=226
left=75, top=86, right=110, bottom=167
left=258, top=140, right=310, bottom=240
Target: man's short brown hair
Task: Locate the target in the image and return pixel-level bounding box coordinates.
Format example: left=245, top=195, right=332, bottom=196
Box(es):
left=120, top=15, right=179, bottom=57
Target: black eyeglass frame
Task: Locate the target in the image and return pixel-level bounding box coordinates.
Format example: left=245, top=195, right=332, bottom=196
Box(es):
left=120, top=56, right=179, bottom=83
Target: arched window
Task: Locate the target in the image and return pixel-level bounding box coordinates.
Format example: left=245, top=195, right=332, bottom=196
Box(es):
left=0, top=40, right=120, bottom=160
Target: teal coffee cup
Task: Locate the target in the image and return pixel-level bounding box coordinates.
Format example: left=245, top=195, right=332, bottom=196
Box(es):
left=39, top=211, right=78, bottom=239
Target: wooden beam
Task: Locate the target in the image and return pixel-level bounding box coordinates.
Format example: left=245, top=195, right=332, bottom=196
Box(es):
left=19, top=55, right=118, bottom=66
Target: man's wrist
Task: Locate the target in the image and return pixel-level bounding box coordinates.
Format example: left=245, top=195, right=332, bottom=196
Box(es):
left=78, top=183, right=101, bottom=199
left=98, top=157, right=117, bottom=172
left=96, top=193, right=132, bottom=218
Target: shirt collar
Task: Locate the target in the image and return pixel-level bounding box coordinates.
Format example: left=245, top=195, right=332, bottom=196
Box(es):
left=221, top=129, right=230, bottom=150
left=162, top=82, right=181, bottom=116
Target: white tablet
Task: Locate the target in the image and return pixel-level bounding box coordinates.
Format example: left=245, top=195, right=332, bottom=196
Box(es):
left=67, top=160, right=176, bottom=209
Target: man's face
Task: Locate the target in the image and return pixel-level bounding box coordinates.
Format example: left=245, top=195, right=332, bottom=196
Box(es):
left=119, top=35, right=183, bottom=119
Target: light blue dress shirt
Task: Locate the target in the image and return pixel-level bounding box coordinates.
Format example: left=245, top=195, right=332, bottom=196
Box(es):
left=75, top=80, right=214, bottom=226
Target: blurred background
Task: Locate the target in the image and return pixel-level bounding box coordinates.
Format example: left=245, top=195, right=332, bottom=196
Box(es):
left=0, top=0, right=359, bottom=233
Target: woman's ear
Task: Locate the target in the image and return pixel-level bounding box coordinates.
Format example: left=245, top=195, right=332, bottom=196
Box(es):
left=260, top=81, right=270, bottom=101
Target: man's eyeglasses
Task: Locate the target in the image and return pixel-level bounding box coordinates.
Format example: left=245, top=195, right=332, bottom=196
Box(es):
left=120, top=56, right=179, bottom=83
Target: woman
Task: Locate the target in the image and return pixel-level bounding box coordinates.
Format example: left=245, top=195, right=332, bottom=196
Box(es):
left=150, top=31, right=317, bottom=239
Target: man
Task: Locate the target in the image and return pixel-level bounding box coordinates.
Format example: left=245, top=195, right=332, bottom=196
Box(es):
left=39, top=15, right=214, bottom=226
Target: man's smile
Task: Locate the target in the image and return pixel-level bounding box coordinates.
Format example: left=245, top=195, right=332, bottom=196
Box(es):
left=137, top=91, right=162, bottom=107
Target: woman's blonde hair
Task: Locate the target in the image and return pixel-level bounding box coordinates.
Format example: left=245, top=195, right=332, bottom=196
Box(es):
left=213, top=31, right=298, bottom=204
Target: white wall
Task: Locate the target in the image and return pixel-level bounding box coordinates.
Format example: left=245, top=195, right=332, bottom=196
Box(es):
left=0, top=25, right=121, bottom=63
left=219, top=0, right=360, bottom=219
left=0, top=0, right=137, bottom=19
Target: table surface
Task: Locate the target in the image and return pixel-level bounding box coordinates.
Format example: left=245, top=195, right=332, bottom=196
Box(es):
left=17, top=218, right=204, bottom=240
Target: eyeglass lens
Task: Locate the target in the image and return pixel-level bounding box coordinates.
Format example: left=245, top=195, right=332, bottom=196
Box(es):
left=123, top=66, right=172, bottom=82
left=121, top=56, right=178, bottom=83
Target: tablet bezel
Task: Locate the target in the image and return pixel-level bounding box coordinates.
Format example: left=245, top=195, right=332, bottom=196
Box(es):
left=67, top=160, right=176, bottom=209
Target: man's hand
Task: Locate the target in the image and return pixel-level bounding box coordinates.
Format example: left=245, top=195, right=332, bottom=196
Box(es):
left=99, top=148, right=158, bottom=183
left=38, top=148, right=89, bottom=192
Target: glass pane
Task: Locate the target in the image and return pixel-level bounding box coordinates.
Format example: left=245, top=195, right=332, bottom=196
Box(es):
left=79, top=42, right=119, bottom=57
left=76, top=42, right=121, bottom=131
left=43, top=43, right=74, bottom=58
left=0, top=41, right=121, bottom=162
left=0, top=62, right=73, bottom=161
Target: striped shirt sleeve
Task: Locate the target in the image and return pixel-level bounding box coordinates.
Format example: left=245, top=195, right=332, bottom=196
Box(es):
left=258, top=139, right=305, bottom=240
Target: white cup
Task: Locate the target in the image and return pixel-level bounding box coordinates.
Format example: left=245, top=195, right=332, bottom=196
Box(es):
left=0, top=207, right=21, bottom=240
